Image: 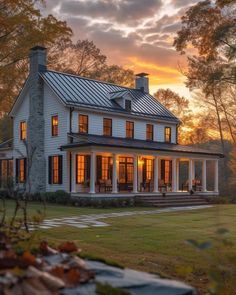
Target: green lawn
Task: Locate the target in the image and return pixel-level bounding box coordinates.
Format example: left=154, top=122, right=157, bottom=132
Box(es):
left=3, top=201, right=236, bottom=294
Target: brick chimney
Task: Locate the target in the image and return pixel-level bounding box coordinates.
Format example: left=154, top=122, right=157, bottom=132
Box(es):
left=27, top=46, right=47, bottom=193
left=135, top=73, right=149, bottom=93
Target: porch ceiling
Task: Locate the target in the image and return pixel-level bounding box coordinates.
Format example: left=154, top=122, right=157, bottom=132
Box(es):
left=61, top=133, right=223, bottom=158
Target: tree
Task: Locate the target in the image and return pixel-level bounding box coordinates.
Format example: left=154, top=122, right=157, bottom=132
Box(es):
left=53, top=40, right=134, bottom=87
left=174, top=0, right=236, bottom=154
left=153, top=89, right=193, bottom=144
left=0, top=0, right=72, bottom=113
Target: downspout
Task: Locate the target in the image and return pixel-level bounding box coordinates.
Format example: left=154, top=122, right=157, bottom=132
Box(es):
left=69, top=107, right=74, bottom=193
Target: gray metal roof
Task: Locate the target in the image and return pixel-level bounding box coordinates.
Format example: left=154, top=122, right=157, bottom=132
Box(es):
left=61, top=133, right=223, bottom=157
left=40, top=70, right=179, bottom=123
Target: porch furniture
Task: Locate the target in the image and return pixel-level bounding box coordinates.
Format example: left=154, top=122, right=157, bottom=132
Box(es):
left=97, top=179, right=112, bottom=193
left=158, top=179, right=167, bottom=192
left=118, top=182, right=133, bottom=192
left=140, top=180, right=153, bottom=192
left=181, top=179, right=202, bottom=192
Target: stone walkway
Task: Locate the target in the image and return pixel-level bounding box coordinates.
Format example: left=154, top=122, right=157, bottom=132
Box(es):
left=30, top=205, right=211, bottom=230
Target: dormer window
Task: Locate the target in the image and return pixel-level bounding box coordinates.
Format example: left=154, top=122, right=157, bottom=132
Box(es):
left=20, top=121, right=26, bottom=140
left=125, top=100, right=132, bottom=111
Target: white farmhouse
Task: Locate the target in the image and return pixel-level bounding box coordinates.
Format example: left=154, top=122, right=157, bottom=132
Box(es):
left=0, top=46, right=222, bottom=199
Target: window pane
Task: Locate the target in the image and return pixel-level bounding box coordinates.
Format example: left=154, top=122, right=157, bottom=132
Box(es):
left=146, top=124, right=153, bottom=141
left=103, top=118, right=112, bottom=136
left=79, top=115, right=88, bottom=133
left=19, top=159, right=25, bottom=183
left=52, top=115, right=58, bottom=136
left=20, top=121, right=26, bottom=140
left=126, top=121, right=134, bottom=138
left=52, top=156, right=59, bottom=184
left=165, top=127, right=171, bottom=142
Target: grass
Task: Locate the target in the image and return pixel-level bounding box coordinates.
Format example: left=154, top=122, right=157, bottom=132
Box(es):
left=3, top=200, right=236, bottom=294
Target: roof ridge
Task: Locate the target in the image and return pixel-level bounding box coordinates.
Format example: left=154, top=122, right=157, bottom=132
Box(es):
left=43, top=69, right=137, bottom=90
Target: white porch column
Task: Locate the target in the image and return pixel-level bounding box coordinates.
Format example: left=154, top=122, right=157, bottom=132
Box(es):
left=172, top=158, right=177, bottom=192
left=214, top=159, right=219, bottom=193
left=71, top=152, right=76, bottom=193
left=89, top=152, right=96, bottom=194
left=176, top=159, right=179, bottom=191
left=202, top=159, right=207, bottom=192
left=188, top=159, right=193, bottom=191
left=133, top=154, right=138, bottom=193
left=112, top=154, right=118, bottom=193
left=153, top=156, right=159, bottom=193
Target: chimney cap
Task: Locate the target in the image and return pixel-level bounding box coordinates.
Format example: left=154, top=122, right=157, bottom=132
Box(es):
left=30, top=45, right=46, bottom=51
left=135, top=72, right=149, bottom=77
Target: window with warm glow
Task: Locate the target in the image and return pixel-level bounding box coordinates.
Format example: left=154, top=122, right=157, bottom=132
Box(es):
left=19, top=159, right=26, bottom=183
left=146, top=159, right=153, bottom=180
left=76, top=155, right=86, bottom=184
left=164, top=160, right=170, bottom=184
left=165, top=127, right=171, bottom=143
left=20, top=121, right=26, bottom=140
left=79, top=115, right=88, bottom=133
left=52, top=115, right=58, bottom=136
left=103, top=118, right=112, bottom=136
left=101, top=157, right=112, bottom=180
left=126, top=121, right=134, bottom=139
left=52, top=156, right=59, bottom=184
left=146, top=124, right=153, bottom=141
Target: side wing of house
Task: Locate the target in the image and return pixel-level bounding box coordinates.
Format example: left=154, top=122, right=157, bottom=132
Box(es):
left=44, top=83, right=70, bottom=192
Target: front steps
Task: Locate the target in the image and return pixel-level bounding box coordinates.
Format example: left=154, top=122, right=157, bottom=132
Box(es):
left=135, top=195, right=209, bottom=208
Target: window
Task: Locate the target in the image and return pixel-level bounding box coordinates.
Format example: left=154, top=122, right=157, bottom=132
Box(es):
left=51, top=115, right=58, bottom=136
left=16, top=158, right=26, bottom=183
left=125, top=100, right=132, bottom=111
left=126, top=121, right=134, bottom=139
left=79, top=115, right=88, bottom=134
left=146, top=124, right=153, bottom=141
left=161, top=160, right=172, bottom=184
left=0, top=160, right=13, bottom=188
left=146, top=159, right=153, bottom=180
left=76, top=155, right=90, bottom=184
left=103, top=118, right=112, bottom=136
left=165, top=127, right=171, bottom=143
left=20, top=121, right=26, bottom=140
left=48, top=155, right=62, bottom=184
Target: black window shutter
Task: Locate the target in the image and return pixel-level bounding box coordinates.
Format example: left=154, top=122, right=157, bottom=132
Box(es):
left=109, top=157, right=113, bottom=181
left=24, top=158, right=27, bottom=182
left=48, top=156, right=52, bottom=184
left=59, top=155, right=63, bottom=184
left=15, top=159, right=19, bottom=183
left=161, top=160, right=165, bottom=181
left=96, top=156, right=102, bottom=182
left=86, top=155, right=91, bottom=180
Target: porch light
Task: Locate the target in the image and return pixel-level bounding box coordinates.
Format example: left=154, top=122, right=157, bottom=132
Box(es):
left=138, top=157, right=144, bottom=166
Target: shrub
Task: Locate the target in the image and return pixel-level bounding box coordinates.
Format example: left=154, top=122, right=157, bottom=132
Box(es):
left=39, top=190, right=71, bottom=205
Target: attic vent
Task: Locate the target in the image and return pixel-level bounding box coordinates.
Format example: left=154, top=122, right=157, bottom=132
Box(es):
left=125, top=100, right=132, bottom=111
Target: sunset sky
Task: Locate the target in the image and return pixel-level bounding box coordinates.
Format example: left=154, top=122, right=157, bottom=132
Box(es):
left=44, top=0, right=200, bottom=97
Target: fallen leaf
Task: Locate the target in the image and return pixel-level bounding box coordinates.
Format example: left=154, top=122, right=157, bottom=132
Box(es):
left=58, top=242, right=78, bottom=253
left=40, top=241, right=58, bottom=255
left=67, top=267, right=81, bottom=285
left=21, top=251, right=36, bottom=266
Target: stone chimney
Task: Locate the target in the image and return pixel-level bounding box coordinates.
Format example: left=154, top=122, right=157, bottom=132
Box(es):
left=27, top=46, right=47, bottom=193
left=135, top=73, right=149, bottom=93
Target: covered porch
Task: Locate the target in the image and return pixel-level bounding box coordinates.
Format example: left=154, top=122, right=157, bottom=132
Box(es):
left=62, top=134, right=222, bottom=196
left=67, top=151, right=219, bottom=196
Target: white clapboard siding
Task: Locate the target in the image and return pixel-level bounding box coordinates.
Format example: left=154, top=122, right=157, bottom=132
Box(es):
left=71, top=110, right=177, bottom=143
left=44, top=84, right=69, bottom=192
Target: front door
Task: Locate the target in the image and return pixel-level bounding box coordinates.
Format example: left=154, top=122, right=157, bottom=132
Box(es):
left=118, top=157, right=133, bottom=191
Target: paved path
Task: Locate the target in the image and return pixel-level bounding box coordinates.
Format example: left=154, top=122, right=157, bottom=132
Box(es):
left=31, top=205, right=211, bottom=230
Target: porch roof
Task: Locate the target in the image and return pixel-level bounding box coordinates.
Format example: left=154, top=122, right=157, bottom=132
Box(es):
left=61, top=133, right=224, bottom=158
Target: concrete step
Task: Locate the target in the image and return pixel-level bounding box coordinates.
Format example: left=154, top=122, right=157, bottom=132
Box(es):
left=135, top=195, right=208, bottom=208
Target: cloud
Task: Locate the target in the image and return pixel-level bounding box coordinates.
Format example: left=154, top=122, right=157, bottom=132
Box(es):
left=44, top=0, right=190, bottom=93
left=171, top=0, right=200, bottom=8
left=59, top=0, right=163, bottom=25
